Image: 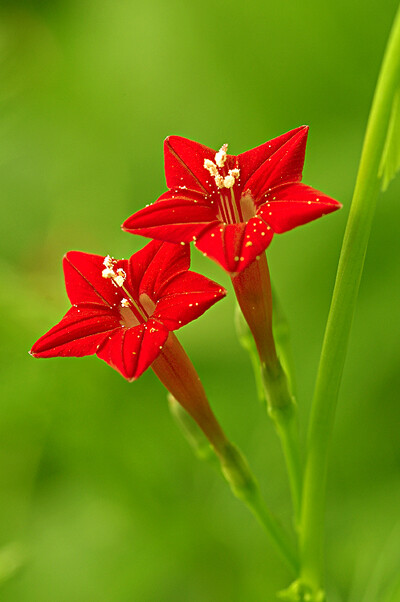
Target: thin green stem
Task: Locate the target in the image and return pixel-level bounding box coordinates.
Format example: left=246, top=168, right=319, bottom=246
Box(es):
left=232, top=255, right=303, bottom=528
left=299, top=5, right=400, bottom=596
left=217, top=440, right=299, bottom=575
left=262, top=364, right=302, bottom=527
left=167, top=391, right=299, bottom=573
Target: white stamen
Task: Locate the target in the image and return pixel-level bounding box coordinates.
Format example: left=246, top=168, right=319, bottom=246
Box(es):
left=103, top=255, right=115, bottom=269
left=114, top=275, right=125, bottom=287
left=102, top=268, right=114, bottom=279
left=229, top=168, right=240, bottom=179
left=223, top=175, right=235, bottom=188
left=121, top=298, right=130, bottom=307
left=203, top=145, right=240, bottom=191
left=215, top=144, right=228, bottom=167
left=204, top=159, right=218, bottom=177
left=215, top=174, right=224, bottom=188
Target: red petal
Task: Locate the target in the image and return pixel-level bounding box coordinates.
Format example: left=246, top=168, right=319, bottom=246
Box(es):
left=164, top=136, right=218, bottom=193
left=153, top=271, right=226, bottom=329
left=63, top=252, right=128, bottom=308
left=194, top=220, right=273, bottom=273
left=241, top=126, right=309, bottom=200
left=237, top=126, right=308, bottom=188
left=30, top=306, right=120, bottom=358
left=96, top=319, right=168, bottom=380
left=122, top=192, right=217, bottom=245
left=257, top=183, right=342, bottom=233
left=132, top=240, right=190, bottom=300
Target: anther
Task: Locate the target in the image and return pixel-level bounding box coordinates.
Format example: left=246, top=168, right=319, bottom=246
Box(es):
left=215, top=144, right=228, bottom=167
left=223, top=175, right=235, bottom=188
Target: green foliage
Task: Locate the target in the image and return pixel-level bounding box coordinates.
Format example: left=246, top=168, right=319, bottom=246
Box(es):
left=1, top=1, right=400, bottom=600
left=379, top=87, right=400, bottom=190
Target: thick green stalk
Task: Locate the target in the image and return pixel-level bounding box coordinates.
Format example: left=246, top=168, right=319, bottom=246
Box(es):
left=299, top=6, right=400, bottom=596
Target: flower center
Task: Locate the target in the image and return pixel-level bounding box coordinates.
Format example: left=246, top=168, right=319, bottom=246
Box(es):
left=203, top=144, right=243, bottom=224
left=102, top=256, right=154, bottom=326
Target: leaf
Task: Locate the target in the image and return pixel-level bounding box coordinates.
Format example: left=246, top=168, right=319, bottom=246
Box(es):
left=379, top=86, right=400, bottom=191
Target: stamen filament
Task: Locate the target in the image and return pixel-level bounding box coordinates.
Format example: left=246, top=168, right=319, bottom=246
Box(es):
left=120, top=285, right=148, bottom=322
left=230, top=188, right=242, bottom=222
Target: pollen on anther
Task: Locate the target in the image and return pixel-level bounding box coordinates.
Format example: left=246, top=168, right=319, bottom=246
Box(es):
left=215, top=144, right=228, bottom=168
left=245, top=241, right=253, bottom=247
left=223, top=175, right=235, bottom=188
left=102, top=268, right=114, bottom=279
left=103, top=255, right=115, bottom=269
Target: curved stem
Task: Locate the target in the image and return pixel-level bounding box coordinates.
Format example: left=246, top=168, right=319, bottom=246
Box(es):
left=153, top=333, right=298, bottom=572
left=232, top=255, right=303, bottom=525
left=299, top=6, right=400, bottom=595
left=215, top=440, right=299, bottom=575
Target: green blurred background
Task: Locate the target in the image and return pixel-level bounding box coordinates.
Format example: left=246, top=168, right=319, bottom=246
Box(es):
left=1, top=0, right=400, bottom=600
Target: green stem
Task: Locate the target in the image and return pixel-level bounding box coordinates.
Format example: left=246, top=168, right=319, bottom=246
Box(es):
left=232, top=255, right=303, bottom=526
left=262, top=363, right=302, bottom=527
left=299, top=6, right=400, bottom=596
left=165, top=388, right=299, bottom=573
left=217, top=440, right=299, bottom=575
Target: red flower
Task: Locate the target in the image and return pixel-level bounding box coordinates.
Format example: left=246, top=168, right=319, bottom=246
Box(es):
left=30, top=241, right=226, bottom=381
left=122, top=127, right=342, bottom=273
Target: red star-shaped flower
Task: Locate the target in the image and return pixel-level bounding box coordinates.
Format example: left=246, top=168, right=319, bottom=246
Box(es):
left=123, top=127, right=342, bottom=273
left=30, top=241, right=226, bottom=380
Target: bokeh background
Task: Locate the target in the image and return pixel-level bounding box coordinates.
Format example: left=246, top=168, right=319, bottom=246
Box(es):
left=1, top=0, right=400, bottom=600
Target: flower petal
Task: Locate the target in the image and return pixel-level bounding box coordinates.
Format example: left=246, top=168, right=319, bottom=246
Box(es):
left=194, top=220, right=273, bottom=273
left=122, top=191, right=217, bottom=245
left=63, top=252, right=128, bottom=307
left=152, top=272, right=226, bottom=329
left=132, top=240, right=190, bottom=300
left=164, top=136, right=218, bottom=193
left=96, top=319, right=169, bottom=380
left=257, top=183, right=342, bottom=233
left=237, top=126, right=308, bottom=189
left=242, top=126, right=309, bottom=200
left=30, top=305, right=120, bottom=358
